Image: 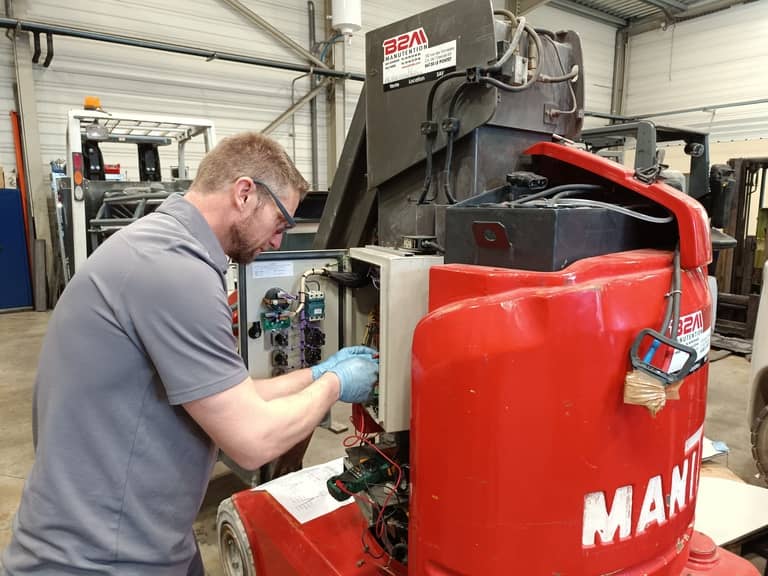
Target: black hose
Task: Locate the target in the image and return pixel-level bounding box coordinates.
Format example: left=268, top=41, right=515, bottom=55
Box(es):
left=426, top=71, right=466, bottom=123
left=419, top=70, right=466, bottom=204
left=441, top=83, right=468, bottom=205
left=418, top=137, right=436, bottom=204
left=442, top=134, right=458, bottom=204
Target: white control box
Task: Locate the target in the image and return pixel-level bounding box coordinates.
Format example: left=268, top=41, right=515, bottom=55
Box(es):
left=346, top=246, right=443, bottom=432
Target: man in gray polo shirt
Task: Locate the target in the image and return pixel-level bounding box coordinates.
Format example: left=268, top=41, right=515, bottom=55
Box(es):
left=1, top=132, right=378, bottom=575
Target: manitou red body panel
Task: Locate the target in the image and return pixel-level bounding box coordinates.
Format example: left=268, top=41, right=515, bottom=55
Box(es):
left=227, top=145, right=757, bottom=576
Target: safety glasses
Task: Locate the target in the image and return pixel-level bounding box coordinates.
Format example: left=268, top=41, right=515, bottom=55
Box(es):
left=250, top=177, right=296, bottom=230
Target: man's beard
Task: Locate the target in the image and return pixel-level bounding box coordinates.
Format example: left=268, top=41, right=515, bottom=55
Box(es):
left=229, top=212, right=262, bottom=264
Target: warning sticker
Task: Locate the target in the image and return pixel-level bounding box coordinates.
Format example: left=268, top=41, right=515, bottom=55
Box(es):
left=669, top=310, right=711, bottom=373
left=382, top=27, right=456, bottom=92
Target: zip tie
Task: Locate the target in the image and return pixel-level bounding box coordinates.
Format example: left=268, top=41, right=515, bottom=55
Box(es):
left=665, top=289, right=682, bottom=297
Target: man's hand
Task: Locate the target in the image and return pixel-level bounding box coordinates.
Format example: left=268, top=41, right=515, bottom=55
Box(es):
left=329, top=356, right=379, bottom=403
left=311, top=346, right=377, bottom=380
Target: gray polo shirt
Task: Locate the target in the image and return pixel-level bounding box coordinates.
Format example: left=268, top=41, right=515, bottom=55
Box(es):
left=2, top=195, right=249, bottom=575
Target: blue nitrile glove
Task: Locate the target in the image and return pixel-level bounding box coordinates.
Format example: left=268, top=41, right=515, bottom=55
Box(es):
left=311, top=346, right=377, bottom=380
left=329, top=356, right=380, bottom=403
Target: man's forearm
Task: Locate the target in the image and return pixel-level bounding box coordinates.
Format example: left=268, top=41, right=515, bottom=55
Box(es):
left=252, top=367, right=314, bottom=400
left=257, top=372, right=339, bottom=458
left=184, top=372, right=341, bottom=471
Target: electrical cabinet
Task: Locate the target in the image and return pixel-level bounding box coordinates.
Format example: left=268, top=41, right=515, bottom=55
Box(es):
left=238, top=250, right=345, bottom=380
left=346, top=247, right=443, bottom=432
left=237, top=247, right=442, bottom=432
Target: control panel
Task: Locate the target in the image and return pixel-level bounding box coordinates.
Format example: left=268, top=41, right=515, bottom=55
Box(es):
left=239, top=251, right=344, bottom=379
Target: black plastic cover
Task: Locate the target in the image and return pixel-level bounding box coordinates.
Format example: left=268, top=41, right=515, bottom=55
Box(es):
left=444, top=188, right=677, bottom=271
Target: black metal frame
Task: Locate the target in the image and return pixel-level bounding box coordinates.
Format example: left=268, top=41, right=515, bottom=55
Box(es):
left=88, top=191, right=170, bottom=251
left=582, top=121, right=710, bottom=198
left=715, top=158, right=768, bottom=339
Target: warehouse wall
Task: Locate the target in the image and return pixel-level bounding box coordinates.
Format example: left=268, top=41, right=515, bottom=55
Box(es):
left=0, top=40, right=16, bottom=175
left=1, top=0, right=615, bottom=190
left=624, top=1, right=768, bottom=143
left=2, top=0, right=450, bottom=189
left=11, top=0, right=335, bottom=187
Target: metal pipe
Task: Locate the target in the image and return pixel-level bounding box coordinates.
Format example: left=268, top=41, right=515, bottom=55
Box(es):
left=308, top=0, right=319, bottom=189
left=584, top=110, right=635, bottom=121
left=632, top=98, right=768, bottom=120
left=262, top=79, right=329, bottom=135
left=0, top=17, right=364, bottom=81
left=290, top=71, right=311, bottom=161
left=106, top=134, right=173, bottom=145
left=218, top=0, right=329, bottom=70
left=587, top=97, right=768, bottom=123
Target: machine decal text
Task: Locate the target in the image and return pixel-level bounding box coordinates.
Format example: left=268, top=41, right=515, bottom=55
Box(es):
left=581, top=424, right=703, bottom=547
left=382, top=29, right=457, bottom=91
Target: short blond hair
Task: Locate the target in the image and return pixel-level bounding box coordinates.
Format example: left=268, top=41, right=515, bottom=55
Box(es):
left=192, top=132, right=309, bottom=200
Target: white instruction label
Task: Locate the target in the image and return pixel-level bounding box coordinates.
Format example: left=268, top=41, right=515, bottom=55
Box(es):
left=382, top=26, right=456, bottom=91
left=251, top=260, right=294, bottom=279
left=669, top=310, right=710, bottom=372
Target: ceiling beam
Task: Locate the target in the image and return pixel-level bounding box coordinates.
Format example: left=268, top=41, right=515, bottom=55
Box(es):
left=549, top=0, right=627, bottom=26
left=510, top=0, right=552, bottom=14
left=628, top=0, right=750, bottom=35
left=641, top=0, right=689, bottom=12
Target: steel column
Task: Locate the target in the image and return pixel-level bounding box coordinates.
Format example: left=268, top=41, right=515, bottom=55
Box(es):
left=11, top=30, right=55, bottom=306
left=308, top=1, right=320, bottom=190
left=611, top=28, right=628, bottom=118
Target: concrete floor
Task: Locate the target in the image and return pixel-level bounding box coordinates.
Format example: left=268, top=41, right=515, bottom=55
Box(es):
left=0, top=310, right=765, bottom=574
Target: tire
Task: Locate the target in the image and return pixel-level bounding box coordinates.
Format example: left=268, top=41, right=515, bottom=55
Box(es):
left=751, top=405, right=768, bottom=486
left=217, top=497, right=257, bottom=576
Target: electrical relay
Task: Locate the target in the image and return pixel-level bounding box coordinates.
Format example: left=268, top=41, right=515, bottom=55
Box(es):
left=305, top=290, right=326, bottom=321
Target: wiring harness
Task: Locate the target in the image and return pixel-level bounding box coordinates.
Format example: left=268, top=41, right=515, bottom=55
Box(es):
left=418, top=10, right=580, bottom=205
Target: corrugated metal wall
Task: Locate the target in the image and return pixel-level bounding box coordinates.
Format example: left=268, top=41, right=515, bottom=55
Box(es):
left=1, top=0, right=616, bottom=189
left=14, top=0, right=336, bottom=187
left=624, top=1, right=768, bottom=141
left=0, top=41, right=16, bottom=174
left=3, top=0, right=449, bottom=189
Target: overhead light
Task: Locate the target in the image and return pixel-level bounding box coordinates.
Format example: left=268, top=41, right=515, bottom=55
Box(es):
left=85, top=122, right=109, bottom=141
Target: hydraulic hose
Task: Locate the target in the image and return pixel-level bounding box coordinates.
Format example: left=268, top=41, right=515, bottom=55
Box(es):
left=507, top=183, right=602, bottom=206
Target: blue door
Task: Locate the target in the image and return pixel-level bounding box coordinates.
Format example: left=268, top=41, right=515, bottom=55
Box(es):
left=0, top=188, right=32, bottom=309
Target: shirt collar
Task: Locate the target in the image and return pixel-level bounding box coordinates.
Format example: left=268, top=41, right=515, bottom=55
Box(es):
left=156, top=193, right=229, bottom=275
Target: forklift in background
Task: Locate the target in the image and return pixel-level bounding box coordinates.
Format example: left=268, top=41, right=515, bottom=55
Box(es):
left=582, top=123, right=751, bottom=344
left=58, top=99, right=216, bottom=284
left=717, top=158, right=768, bottom=341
